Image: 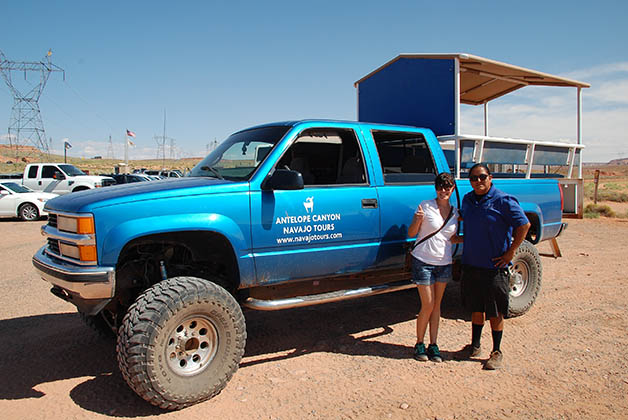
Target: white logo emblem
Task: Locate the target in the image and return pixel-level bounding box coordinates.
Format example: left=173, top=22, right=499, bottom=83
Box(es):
left=303, top=196, right=314, bottom=213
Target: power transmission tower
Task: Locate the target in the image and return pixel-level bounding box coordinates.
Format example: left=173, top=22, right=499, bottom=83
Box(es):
left=106, top=135, right=114, bottom=159
left=0, top=49, right=64, bottom=161
left=153, top=109, right=176, bottom=168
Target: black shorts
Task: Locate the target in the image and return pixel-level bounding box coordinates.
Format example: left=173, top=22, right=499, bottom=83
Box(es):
left=461, top=264, right=510, bottom=319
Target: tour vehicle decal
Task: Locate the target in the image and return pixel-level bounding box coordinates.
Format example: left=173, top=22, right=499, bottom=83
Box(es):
left=274, top=196, right=343, bottom=244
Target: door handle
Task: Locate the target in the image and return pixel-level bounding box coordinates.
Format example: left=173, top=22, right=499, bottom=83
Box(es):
left=361, top=198, right=378, bottom=209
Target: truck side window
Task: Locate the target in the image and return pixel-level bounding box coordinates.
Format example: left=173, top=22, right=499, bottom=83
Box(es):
left=27, top=166, right=38, bottom=179
left=371, top=130, right=436, bottom=183
left=277, top=128, right=367, bottom=186
left=41, top=166, right=58, bottom=179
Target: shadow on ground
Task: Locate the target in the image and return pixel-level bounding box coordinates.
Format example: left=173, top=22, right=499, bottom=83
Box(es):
left=0, top=284, right=468, bottom=416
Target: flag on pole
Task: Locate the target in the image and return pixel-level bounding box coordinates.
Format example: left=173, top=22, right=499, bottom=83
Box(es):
left=128, top=139, right=135, bottom=147
left=126, top=129, right=136, bottom=138
left=64, top=140, right=72, bottom=150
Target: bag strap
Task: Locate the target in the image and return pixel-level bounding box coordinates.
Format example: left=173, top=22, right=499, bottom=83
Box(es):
left=410, top=206, right=454, bottom=252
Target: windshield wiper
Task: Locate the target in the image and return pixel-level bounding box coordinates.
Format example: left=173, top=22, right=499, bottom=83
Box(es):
left=200, top=166, right=224, bottom=180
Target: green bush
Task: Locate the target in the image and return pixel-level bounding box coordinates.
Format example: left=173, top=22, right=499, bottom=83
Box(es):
left=584, top=203, right=616, bottom=218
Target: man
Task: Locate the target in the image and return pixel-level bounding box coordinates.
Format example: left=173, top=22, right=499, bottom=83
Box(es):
left=459, top=163, right=530, bottom=370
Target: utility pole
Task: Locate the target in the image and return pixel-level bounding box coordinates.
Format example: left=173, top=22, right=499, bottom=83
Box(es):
left=0, top=49, right=64, bottom=162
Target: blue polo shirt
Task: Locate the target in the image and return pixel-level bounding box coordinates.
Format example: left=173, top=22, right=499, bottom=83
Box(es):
left=460, top=185, right=529, bottom=269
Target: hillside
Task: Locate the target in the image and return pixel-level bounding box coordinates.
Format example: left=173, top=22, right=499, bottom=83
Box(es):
left=0, top=144, right=203, bottom=175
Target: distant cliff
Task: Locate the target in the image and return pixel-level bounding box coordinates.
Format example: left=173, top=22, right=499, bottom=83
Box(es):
left=608, top=158, right=628, bottom=165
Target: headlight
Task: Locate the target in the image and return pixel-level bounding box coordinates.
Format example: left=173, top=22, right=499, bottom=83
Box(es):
left=57, top=215, right=95, bottom=234
left=37, top=198, right=48, bottom=203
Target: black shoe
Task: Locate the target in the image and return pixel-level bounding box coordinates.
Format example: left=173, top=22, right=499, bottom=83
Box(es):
left=427, top=343, right=443, bottom=362
left=413, top=343, right=428, bottom=361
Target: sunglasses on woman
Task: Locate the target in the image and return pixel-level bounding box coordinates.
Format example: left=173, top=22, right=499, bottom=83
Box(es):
left=469, top=174, right=489, bottom=182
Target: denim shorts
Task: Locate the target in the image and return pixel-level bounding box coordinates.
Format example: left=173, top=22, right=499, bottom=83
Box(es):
left=411, top=258, right=453, bottom=286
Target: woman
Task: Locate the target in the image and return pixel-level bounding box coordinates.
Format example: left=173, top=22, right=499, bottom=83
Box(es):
left=408, top=172, right=458, bottom=362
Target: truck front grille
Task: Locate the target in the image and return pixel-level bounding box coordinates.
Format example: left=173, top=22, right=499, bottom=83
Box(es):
left=47, top=238, right=60, bottom=255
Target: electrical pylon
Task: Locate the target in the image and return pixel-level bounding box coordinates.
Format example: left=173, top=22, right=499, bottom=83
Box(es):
left=0, top=49, right=64, bottom=160
left=106, top=135, right=114, bottom=159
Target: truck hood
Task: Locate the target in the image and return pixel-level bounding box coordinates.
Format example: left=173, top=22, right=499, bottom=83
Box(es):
left=45, top=177, right=240, bottom=213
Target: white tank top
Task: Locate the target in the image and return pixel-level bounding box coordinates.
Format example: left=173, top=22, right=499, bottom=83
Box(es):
left=411, top=198, right=458, bottom=266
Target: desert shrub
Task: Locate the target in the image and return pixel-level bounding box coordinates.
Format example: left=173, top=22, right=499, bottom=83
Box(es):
left=584, top=203, right=615, bottom=218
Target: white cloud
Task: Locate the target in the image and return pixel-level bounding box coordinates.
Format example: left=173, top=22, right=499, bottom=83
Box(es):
left=561, top=62, right=628, bottom=81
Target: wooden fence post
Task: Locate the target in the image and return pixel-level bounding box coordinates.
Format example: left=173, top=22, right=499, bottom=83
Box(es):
left=593, top=169, right=600, bottom=204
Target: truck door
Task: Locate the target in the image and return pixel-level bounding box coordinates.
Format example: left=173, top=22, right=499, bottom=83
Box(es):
left=250, top=127, right=380, bottom=283
left=40, top=165, right=71, bottom=194
left=364, top=129, right=447, bottom=269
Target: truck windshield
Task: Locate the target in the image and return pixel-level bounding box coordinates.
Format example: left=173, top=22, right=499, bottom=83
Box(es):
left=59, top=164, right=87, bottom=176
left=189, top=125, right=291, bottom=181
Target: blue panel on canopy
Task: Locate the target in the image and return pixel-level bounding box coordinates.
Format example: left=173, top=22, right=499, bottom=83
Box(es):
left=357, top=58, right=455, bottom=136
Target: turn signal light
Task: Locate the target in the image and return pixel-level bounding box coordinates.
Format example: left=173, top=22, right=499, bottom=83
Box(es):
left=79, top=245, right=98, bottom=262
left=77, top=217, right=95, bottom=234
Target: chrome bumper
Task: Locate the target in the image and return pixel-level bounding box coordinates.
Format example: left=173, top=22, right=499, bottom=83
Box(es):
left=32, top=246, right=116, bottom=301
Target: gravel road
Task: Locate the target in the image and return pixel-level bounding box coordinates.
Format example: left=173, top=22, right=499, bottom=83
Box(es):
left=1, top=217, right=627, bottom=420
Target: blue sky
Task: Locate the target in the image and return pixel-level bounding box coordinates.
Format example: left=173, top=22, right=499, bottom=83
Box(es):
left=1, top=0, right=627, bottom=163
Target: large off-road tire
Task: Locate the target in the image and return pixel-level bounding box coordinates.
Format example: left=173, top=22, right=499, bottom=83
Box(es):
left=19, top=203, right=39, bottom=221
left=117, top=276, right=246, bottom=410
left=508, top=240, right=542, bottom=317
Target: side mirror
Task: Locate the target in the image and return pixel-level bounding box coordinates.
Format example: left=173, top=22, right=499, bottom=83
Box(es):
left=0, top=190, right=9, bottom=196
left=262, top=169, right=304, bottom=191
left=53, top=171, right=66, bottom=180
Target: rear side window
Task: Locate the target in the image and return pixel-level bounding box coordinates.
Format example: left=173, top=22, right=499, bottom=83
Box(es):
left=276, top=128, right=367, bottom=186
left=28, top=166, right=38, bottom=179
left=371, top=130, right=436, bottom=183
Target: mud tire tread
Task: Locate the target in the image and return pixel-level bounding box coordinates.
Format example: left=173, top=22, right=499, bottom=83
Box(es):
left=116, top=276, right=246, bottom=410
left=508, top=240, right=542, bottom=318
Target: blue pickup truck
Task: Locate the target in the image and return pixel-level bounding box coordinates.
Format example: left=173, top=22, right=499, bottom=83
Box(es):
left=32, top=119, right=566, bottom=409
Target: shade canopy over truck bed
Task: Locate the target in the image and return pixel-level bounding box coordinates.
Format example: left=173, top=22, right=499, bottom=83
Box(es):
left=354, top=53, right=590, bottom=217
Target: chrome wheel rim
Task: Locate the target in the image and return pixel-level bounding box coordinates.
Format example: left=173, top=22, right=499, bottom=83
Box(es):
left=509, top=261, right=529, bottom=298
left=166, top=315, right=219, bottom=376
left=22, top=205, right=37, bottom=220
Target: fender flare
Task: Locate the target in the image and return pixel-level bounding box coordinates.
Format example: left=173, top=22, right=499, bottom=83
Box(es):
left=518, top=202, right=543, bottom=243
left=99, top=213, right=253, bottom=283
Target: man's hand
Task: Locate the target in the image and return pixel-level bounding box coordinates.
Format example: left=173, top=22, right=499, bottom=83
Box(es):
left=492, top=249, right=515, bottom=268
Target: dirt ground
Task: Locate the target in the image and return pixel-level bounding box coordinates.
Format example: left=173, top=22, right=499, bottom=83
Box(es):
left=1, top=217, right=627, bottom=420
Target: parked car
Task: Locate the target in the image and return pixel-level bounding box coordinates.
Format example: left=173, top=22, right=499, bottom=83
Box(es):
left=99, top=174, right=151, bottom=185
left=0, top=181, right=57, bottom=221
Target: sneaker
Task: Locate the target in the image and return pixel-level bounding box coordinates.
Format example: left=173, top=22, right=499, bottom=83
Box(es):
left=484, top=350, right=503, bottom=370
left=457, top=344, right=481, bottom=359
left=427, top=344, right=443, bottom=362
left=413, top=343, right=428, bottom=361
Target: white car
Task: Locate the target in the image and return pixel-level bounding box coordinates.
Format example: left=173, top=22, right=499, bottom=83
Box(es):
left=0, top=182, right=58, bottom=221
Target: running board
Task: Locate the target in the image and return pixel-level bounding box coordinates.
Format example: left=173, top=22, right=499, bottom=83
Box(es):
left=242, top=280, right=417, bottom=311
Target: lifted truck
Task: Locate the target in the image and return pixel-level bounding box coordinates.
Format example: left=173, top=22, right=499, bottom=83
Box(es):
left=32, top=54, right=588, bottom=409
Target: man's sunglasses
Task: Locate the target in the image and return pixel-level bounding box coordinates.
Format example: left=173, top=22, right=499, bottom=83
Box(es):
left=469, top=174, right=489, bottom=182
